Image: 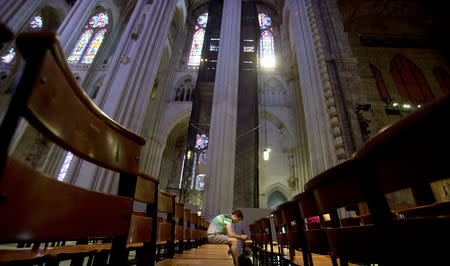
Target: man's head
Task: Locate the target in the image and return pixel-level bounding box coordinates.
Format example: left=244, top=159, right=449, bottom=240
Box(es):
left=231, top=209, right=244, bottom=224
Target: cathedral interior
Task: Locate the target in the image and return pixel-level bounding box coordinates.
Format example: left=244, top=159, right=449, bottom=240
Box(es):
left=0, top=0, right=449, bottom=264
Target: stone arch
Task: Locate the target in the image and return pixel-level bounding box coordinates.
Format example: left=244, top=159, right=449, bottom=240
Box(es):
left=264, top=183, right=291, bottom=209
left=158, top=110, right=191, bottom=192
left=258, top=110, right=293, bottom=149
left=172, top=75, right=196, bottom=102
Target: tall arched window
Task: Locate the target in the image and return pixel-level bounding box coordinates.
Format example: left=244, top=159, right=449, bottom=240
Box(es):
left=258, top=13, right=275, bottom=69
left=188, top=13, right=208, bottom=66
left=67, top=11, right=109, bottom=65
left=433, top=67, right=450, bottom=94
left=390, top=55, right=433, bottom=103
left=370, top=64, right=391, bottom=103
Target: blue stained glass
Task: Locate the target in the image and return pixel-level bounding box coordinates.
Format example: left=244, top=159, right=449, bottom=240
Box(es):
left=188, top=29, right=205, bottom=66
left=89, top=12, right=108, bottom=28
left=30, top=16, right=43, bottom=29
left=258, top=13, right=271, bottom=30
left=1, top=48, right=15, bottom=64
left=195, top=134, right=208, bottom=150
left=197, top=13, right=208, bottom=28
left=199, top=151, right=208, bottom=164
left=68, top=29, right=93, bottom=64
left=196, top=174, right=206, bottom=190
left=58, top=152, right=74, bottom=181
left=81, top=29, right=106, bottom=64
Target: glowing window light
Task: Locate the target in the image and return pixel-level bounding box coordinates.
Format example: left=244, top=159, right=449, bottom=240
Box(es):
left=188, top=29, right=205, bottom=66
left=58, top=152, right=74, bottom=181
left=199, top=151, right=208, bottom=164
left=195, top=134, right=209, bottom=150
left=196, top=174, right=206, bottom=190
left=263, top=149, right=270, bottom=161
left=1, top=48, right=16, bottom=64
left=68, top=29, right=93, bottom=64
left=89, top=12, right=109, bottom=28
left=258, top=13, right=272, bottom=30
left=243, top=46, right=254, bottom=52
left=30, top=16, right=43, bottom=29
left=260, top=31, right=275, bottom=68
left=197, top=13, right=208, bottom=28
left=81, top=29, right=106, bottom=64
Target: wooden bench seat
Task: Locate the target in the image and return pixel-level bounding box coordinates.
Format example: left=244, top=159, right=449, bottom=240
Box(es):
left=0, top=31, right=148, bottom=265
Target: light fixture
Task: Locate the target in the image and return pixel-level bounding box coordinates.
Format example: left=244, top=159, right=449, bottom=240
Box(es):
left=263, top=149, right=270, bottom=161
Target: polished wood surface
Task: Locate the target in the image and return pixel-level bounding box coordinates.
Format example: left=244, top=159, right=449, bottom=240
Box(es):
left=0, top=158, right=133, bottom=242
left=156, top=244, right=232, bottom=265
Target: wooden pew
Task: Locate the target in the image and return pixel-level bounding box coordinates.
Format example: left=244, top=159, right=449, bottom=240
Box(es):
left=271, top=207, right=288, bottom=263
left=190, top=212, right=199, bottom=248
left=156, top=191, right=176, bottom=260
left=125, top=174, right=159, bottom=265
left=307, top=93, right=450, bottom=266
left=253, top=217, right=277, bottom=265
left=305, top=158, right=382, bottom=265
left=174, top=202, right=185, bottom=253
left=0, top=32, right=145, bottom=265
left=274, top=200, right=311, bottom=266
left=183, top=208, right=191, bottom=250
left=293, top=191, right=338, bottom=266
left=354, top=92, right=450, bottom=264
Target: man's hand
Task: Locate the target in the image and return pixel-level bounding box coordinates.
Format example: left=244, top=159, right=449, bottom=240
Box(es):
left=240, top=234, right=248, bottom=241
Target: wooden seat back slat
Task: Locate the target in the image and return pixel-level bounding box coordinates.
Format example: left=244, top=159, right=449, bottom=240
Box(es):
left=174, top=202, right=184, bottom=219
left=127, top=215, right=153, bottom=244
left=0, top=158, right=133, bottom=242
left=10, top=33, right=145, bottom=176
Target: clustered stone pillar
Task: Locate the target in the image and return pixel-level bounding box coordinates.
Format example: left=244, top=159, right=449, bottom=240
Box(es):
left=202, top=0, right=242, bottom=218
left=66, top=0, right=177, bottom=192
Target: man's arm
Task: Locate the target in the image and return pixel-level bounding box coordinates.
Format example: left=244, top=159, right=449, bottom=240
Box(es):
left=226, top=224, right=248, bottom=241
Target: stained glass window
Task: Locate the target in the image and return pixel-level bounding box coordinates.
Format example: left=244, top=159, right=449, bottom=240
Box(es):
left=195, top=134, right=208, bottom=150
left=196, top=174, right=206, bottom=190
left=89, top=12, right=109, bottom=28
left=199, top=151, right=208, bottom=164
left=58, top=152, right=74, bottom=181
left=81, top=29, right=106, bottom=64
left=1, top=48, right=16, bottom=64
left=68, top=11, right=108, bottom=65
left=260, top=31, right=275, bottom=68
left=197, top=13, right=208, bottom=28
left=243, top=46, right=254, bottom=52
left=188, top=29, right=205, bottom=66
left=258, top=13, right=271, bottom=30
left=188, top=13, right=208, bottom=66
left=258, top=13, right=275, bottom=69
left=30, top=16, right=43, bottom=29
left=68, top=29, right=93, bottom=64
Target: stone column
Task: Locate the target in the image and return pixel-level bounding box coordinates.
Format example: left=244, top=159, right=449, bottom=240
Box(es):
left=286, top=0, right=337, bottom=176
left=68, top=0, right=177, bottom=191
left=312, top=0, right=365, bottom=152
left=202, top=0, right=242, bottom=218
left=0, top=0, right=38, bottom=32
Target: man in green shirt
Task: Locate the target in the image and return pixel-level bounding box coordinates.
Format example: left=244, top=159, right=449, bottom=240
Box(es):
left=207, top=209, right=248, bottom=266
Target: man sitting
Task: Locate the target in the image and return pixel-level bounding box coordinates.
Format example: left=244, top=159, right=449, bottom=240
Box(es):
left=207, top=209, right=248, bottom=266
